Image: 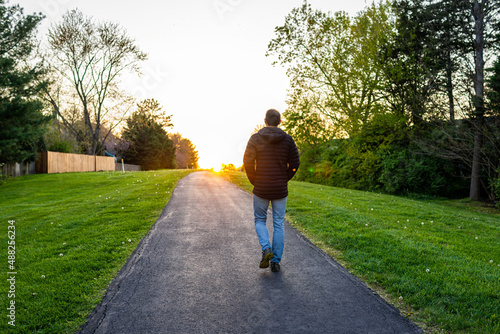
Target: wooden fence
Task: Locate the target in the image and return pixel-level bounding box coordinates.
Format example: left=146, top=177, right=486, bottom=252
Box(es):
left=1, top=161, right=36, bottom=177
left=36, top=151, right=115, bottom=174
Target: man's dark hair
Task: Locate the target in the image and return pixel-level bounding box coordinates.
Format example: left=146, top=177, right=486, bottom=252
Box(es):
left=265, top=109, right=281, bottom=126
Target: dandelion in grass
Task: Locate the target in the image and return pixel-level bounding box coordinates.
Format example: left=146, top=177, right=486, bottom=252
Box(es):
left=426, top=269, right=430, bottom=273
left=41, top=275, right=45, bottom=279
left=399, top=296, right=403, bottom=300
left=490, top=260, right=493, bottom=263
left=475, top=237, right=479, bottom=240
left=128, top=239, right=131, bottom=242
left=421, top=222, right=424, bottom=225
left=59, top=253, right=64, bottom=257
left=122, top=207, right=124, bottom=210
left=63, top=242, right=66, bottom=246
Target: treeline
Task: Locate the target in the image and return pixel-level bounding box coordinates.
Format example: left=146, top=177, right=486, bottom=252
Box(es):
left=268, top=0, right=500, bottom=201
left=0, top=3, right=198, bottom=171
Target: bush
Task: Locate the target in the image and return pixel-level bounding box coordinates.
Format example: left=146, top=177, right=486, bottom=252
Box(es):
left=295, top=141, right=469, bottom=198
left=293, top=110, right=470, bottom=198
left=379, top=148, right=468, bottom=197
left=295, top=140, right=383, bottom=191
left=494, top=166, right=500, bottom=208
left=48, top=140, right=73, bottom=153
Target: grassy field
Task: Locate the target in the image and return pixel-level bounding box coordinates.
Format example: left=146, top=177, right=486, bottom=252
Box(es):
left=220, top=171, right=500, bottom=334
left=0, top=170, right=193, bottom=333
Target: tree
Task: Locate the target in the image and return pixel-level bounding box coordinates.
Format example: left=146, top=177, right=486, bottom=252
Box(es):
left=171, top=133, right=199, bottom=169
left=382, top=0, right=449, bottom=127
left=487, top=58, right=500, bottom=113
left=43, top=9, right=147, bottom=156
left=468, top=0, right=500, bottom=200
left=282, top=95, right=331, bottom=150
left=120, top=99, right=175, bottom=170
left=221, top=163, right=236, bottom=172
left=389, top=0, right=500, bottom=200
left=0, top=1, right=51, bottom=164
left=267, top=1, right=394, bottom=139
left=428, top=0, right=472, bottom=122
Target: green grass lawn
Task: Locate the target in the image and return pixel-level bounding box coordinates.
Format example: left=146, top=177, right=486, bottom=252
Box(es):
left=220, top=171, right=500, bottom=334
left=0, top=170, right=193, bottom=333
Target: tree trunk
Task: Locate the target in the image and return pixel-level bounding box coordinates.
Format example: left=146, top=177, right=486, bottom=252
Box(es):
left=469, top=0, right=485, bottom=201
left=470, top=123, right=483, bottom=200
left=446, top=50, right=455, bottom=122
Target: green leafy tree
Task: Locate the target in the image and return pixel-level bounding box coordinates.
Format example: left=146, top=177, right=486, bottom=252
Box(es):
left=120, top=99, right=175, bottom=170
left=282, top=88, right=333, bottom=150
left=0, top=1, right=51, bottom=164
left=267, top=1, right=394, bottom=140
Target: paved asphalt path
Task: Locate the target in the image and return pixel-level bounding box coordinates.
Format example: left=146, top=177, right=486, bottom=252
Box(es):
left=79, top=171, right=423, bottom=334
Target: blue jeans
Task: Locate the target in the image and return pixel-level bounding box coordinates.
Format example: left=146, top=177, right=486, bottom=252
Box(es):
left=253, top=195, right=287, bottom=264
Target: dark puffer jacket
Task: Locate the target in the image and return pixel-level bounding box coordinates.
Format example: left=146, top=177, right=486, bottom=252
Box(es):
left=243, top=127, right=300, bottom=200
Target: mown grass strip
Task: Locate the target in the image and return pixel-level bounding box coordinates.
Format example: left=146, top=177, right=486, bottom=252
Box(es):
left=0, top=170, right=193, bottom=333
left=220, top=171, right=500, bottom=334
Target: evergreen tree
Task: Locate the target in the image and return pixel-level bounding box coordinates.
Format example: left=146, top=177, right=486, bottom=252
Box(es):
left=487, top=58, right=500, bottom=114
left=171, top=133, right=199, bottom=169
left=120, top=99, right=175, bottom=170
left=0, top=1, right=50, bottom=164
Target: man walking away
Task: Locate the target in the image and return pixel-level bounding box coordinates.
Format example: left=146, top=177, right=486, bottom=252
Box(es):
left=243, top=109, right=300, bottom=272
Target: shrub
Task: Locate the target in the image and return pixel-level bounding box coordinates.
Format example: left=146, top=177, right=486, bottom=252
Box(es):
left=48, top=140, right=73, bottom=153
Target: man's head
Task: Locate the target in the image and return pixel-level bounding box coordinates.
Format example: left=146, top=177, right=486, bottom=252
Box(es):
left=265, top=109, right=281, bottom=127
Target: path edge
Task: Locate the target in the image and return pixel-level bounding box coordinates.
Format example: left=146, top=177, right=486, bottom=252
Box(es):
left=76, top=173, right=192, bottom=334
left=222, top=174, right=424, bottom=334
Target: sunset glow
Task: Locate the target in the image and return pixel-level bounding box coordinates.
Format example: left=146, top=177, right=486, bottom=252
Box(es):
left=18, top=0, right=368, bottom=171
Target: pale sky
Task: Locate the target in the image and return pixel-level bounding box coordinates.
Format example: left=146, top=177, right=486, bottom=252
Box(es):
left=17, top=0, right=370, bottom=169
